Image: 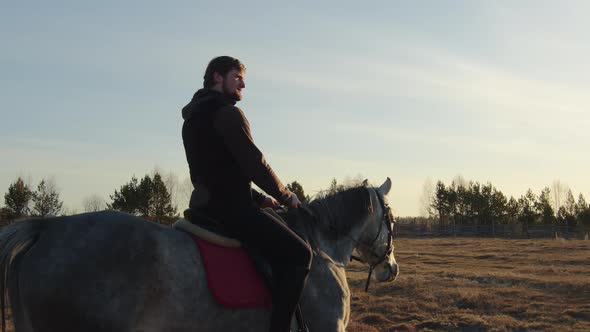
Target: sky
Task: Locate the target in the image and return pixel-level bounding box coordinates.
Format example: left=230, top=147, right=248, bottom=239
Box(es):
left=1, top=1, right=589, bottom=216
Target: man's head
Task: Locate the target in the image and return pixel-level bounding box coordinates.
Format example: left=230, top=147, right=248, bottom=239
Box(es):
left=203, top=56, right=246, bottom=101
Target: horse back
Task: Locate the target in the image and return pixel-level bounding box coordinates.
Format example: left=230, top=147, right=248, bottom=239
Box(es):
left=13, top=211, right=191, bottom=331
left=7, top=211, right=271, bottom=332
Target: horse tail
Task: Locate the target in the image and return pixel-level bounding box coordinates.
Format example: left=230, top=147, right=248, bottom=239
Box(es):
left=0, top=219, right=45, bottom=332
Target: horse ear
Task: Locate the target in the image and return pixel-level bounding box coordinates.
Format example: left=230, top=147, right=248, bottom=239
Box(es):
left=362, top=179, right=369, bottom=187
left=378, top=177, right=392, bottom=195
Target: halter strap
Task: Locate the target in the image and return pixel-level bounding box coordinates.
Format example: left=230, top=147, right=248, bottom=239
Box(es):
left=298, top=188, right=394, bottom=292
left=350, top=188, right=395, bottom=292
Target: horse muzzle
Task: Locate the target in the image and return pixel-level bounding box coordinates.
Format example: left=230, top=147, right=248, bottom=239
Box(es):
left=375, top=262, right=399, bottom=282
left=388, top=263, right=399, bottom=281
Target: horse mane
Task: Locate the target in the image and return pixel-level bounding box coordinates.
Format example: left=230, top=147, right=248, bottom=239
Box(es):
left=307, top=185, right=374, bottom=239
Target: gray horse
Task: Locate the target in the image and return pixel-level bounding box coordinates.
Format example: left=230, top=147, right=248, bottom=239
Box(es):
left=0, top=178, right=398, bottom=332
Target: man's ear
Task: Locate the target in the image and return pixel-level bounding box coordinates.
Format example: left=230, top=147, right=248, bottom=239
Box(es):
left=213, top=72, right=224, bottom=84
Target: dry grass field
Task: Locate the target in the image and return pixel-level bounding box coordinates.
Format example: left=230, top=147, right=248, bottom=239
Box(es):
left=346, top=237, right=590, bottom=332
left=2, top=237, right=588, bottom=331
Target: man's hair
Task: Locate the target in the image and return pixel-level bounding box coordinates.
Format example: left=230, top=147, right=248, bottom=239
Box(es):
left=203, top=56, right=246, bottom=88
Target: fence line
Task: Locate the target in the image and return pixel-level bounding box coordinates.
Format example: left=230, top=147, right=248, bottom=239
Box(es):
left=395, top=223, right=590, bottom=239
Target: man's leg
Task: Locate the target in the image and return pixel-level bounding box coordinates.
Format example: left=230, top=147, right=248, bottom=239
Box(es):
left=221, top=207, right=312, bottom=332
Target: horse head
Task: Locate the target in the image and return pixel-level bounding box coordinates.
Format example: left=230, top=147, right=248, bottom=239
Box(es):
left=353, top=178, right=399, bottom=283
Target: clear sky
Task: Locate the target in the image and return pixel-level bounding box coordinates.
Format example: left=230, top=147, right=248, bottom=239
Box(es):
left=1, top=1, right=589, bottom=216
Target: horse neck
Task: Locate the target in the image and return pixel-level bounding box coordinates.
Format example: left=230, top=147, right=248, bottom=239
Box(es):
left=304, top=190, right=372, bottom=265
left=310, top=226, right=364, bottom=265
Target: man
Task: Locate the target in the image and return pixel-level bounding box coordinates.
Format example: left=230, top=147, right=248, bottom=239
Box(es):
left=181, top=56, right=312, bottom=332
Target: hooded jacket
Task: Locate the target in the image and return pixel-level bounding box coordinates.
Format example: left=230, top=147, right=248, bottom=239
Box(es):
left=181, top=89, right=290, bottom=210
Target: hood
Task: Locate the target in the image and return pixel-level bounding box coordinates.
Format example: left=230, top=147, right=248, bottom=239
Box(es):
left=182, top=89, right=237, bottom=120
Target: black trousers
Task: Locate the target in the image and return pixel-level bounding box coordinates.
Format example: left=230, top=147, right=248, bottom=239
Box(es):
left=202, top=203, right=312, bottom=332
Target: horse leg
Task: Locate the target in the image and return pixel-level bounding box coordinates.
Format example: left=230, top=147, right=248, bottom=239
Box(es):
left=300, top=255, right=350, bottom=332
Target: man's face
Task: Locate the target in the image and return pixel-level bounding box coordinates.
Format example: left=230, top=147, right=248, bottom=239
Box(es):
left=221, top=69, right=245, bottom=101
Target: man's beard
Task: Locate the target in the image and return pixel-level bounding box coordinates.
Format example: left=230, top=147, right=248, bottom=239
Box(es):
left=222, top=82, right=241, bottom=101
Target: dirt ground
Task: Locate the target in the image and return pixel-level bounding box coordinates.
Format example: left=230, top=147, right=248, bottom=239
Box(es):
left=346, top=237, right=590, bottom=331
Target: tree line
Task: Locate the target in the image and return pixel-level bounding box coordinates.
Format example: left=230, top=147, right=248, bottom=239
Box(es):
left=428, top=179, right=590, bottom=230
left=2, top=177, right=63, bottom=221
left=4, top=173, right=588, bottom=231
left=1, top=173, right=312, bottom=226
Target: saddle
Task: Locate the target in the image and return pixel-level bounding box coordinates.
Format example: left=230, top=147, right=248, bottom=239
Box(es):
left=174, top=209, right=241, bottom=247
left=175, top=208, right=275, bottom=284
left=173, top=208, right=309, bottom=332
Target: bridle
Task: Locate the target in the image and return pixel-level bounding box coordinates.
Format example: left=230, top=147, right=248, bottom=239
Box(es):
left=350, top=188, right=395, bottom=292
left=296, top=187, right=395, bottom=292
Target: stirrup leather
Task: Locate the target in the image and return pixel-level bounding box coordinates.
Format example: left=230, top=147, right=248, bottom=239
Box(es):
left=295, top=304, right=309, bottom=332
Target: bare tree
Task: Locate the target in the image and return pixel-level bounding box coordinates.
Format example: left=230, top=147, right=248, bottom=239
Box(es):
left=342, top=173, right=365, bottom=187
left=82, top=194, right=105, bottom=212
left=162, top=171, right=179, bottom=210
left=552, top=180, right=569, bottom=214
left=452, top=174, right=468, bottom=188
left=60, top=205, right=78, bottom=216
left=179, top=177, right=193, bottom=210
left=150, top=167, right=187, bottom=212
left=419, top=177, right=435, bottom=217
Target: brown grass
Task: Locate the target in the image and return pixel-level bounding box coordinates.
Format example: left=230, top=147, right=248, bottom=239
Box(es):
left=3, top=237, right=589, bottom=331
left=346, top=237, right=590, bottom=331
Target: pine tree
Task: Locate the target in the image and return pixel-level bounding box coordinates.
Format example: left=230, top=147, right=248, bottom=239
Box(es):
left=32, top=179, right=63, bottom=217
left=576, top=193, right=587, bottom=215
left=4, top=177, right=33, bottom=219
left=328, top=178, right=345, bottom=194
left=108, top=173, right=178, bottom=224
left=506, top=196, right=520, bottom=224
left=431, top=181, right=450, bottom=224
left=108, top=176, right=141, bottom=214
left=150, top=173, right=178, bottom=224
left=518, top=189, right=539, bottom=236
left=557, top=190, right=577, bottom=230
left=577, top=205, right=590, bottom=227
left=575, top=193, right=590, bottom=226
left=490, top=187, right=508, bottom=225
left=535, top=187, right=556, bottom=224
left=136, top=175, right=154, bottom=218
left=454, top=183, right=468, bottom=225
left=286, top=181, right=309, bottom=203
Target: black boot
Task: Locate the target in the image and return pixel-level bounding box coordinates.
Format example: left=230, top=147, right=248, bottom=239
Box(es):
left=269, top=266, right=310, bottom=332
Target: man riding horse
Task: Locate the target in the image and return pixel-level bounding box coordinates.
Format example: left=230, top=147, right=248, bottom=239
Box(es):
left=181, top=56, right=312, bottom=332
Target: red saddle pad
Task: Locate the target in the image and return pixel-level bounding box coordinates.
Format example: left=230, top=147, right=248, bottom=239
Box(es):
left=192, top=236, right=272, bottom=310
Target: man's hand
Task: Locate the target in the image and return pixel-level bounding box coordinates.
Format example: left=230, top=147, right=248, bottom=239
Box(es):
left=261, top=196, right=281, bottom=209
left=285, top=192, right=302, bottom=209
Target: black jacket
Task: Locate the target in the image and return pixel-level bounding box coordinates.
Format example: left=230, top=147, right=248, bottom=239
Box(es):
left=182, top=89, right=290, bottom=210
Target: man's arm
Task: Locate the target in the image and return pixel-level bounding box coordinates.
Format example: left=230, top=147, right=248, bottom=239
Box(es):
left=252, top=188, right=283, bottom=209
left=214, top=106, right=293, bottom=204
left=251, top=188, right=266, bottom=205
